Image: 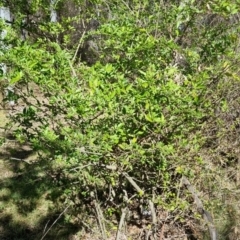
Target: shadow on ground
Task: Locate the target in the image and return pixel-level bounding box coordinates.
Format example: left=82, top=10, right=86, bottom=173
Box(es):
left=0, top=142, right=80, bottom=240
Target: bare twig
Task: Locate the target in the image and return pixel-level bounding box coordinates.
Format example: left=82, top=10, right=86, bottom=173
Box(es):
left=76, top=146, right=102, bottom=156
left=122, top=172, right=144, bottom=195
left=10, top=157, right=30, bottom=164
left=43, top=220, right=50, bottom=234
left=116, top=207, right=128, bottom=240
left=182, top=177, right=217, bottom=240
left=148, top=200, right=157, bottom=239
left=40, top=205, right=70, bottom=240
left=93, top=200, right=107, bottom=240
left=68, top=60, right=77, bottom=78
left=72, top=30, right=86, bottom=63
left=121, top=0, right=134, bottom=14
left=69, top=162, right=117, bottom=172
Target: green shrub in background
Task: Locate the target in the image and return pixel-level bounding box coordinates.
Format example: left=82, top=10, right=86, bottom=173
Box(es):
left=1, top=0, right=240, bottom=238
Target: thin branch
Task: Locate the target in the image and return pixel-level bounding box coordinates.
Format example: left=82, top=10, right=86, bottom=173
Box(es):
left=40, top=205, right=70, bottom=240
left=116, top=207, right=128, bottom=240
left=10, top=157, right=30, bottom=164
left=76, top=146, right=102, bottom=156
left=72, top=30, right=86, bottom=63
left=69, top=162, right=117, bottom=172
left=121, top=0, right=134, bottom=14
left=148, top=200, right=157, bottom=239
left=93, top=200, right=107, bottom=240
left=122, top=172, right=144, bottom=195
left=182, top=177, right=217, bottom=240
left=68, top=60, right=77, bottom=78
left=43, top=220, right=50, bottom=234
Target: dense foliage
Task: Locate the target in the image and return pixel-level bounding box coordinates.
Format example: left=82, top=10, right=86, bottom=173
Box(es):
left=1, top=0, right=240, bottom=239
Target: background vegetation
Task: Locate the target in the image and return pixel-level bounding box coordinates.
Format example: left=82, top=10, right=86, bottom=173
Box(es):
left=0, top=0, right=240, bottom=239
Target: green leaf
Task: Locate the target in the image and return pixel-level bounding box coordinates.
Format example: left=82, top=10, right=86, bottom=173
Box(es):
left=10, top=71, right=23, bottom=84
